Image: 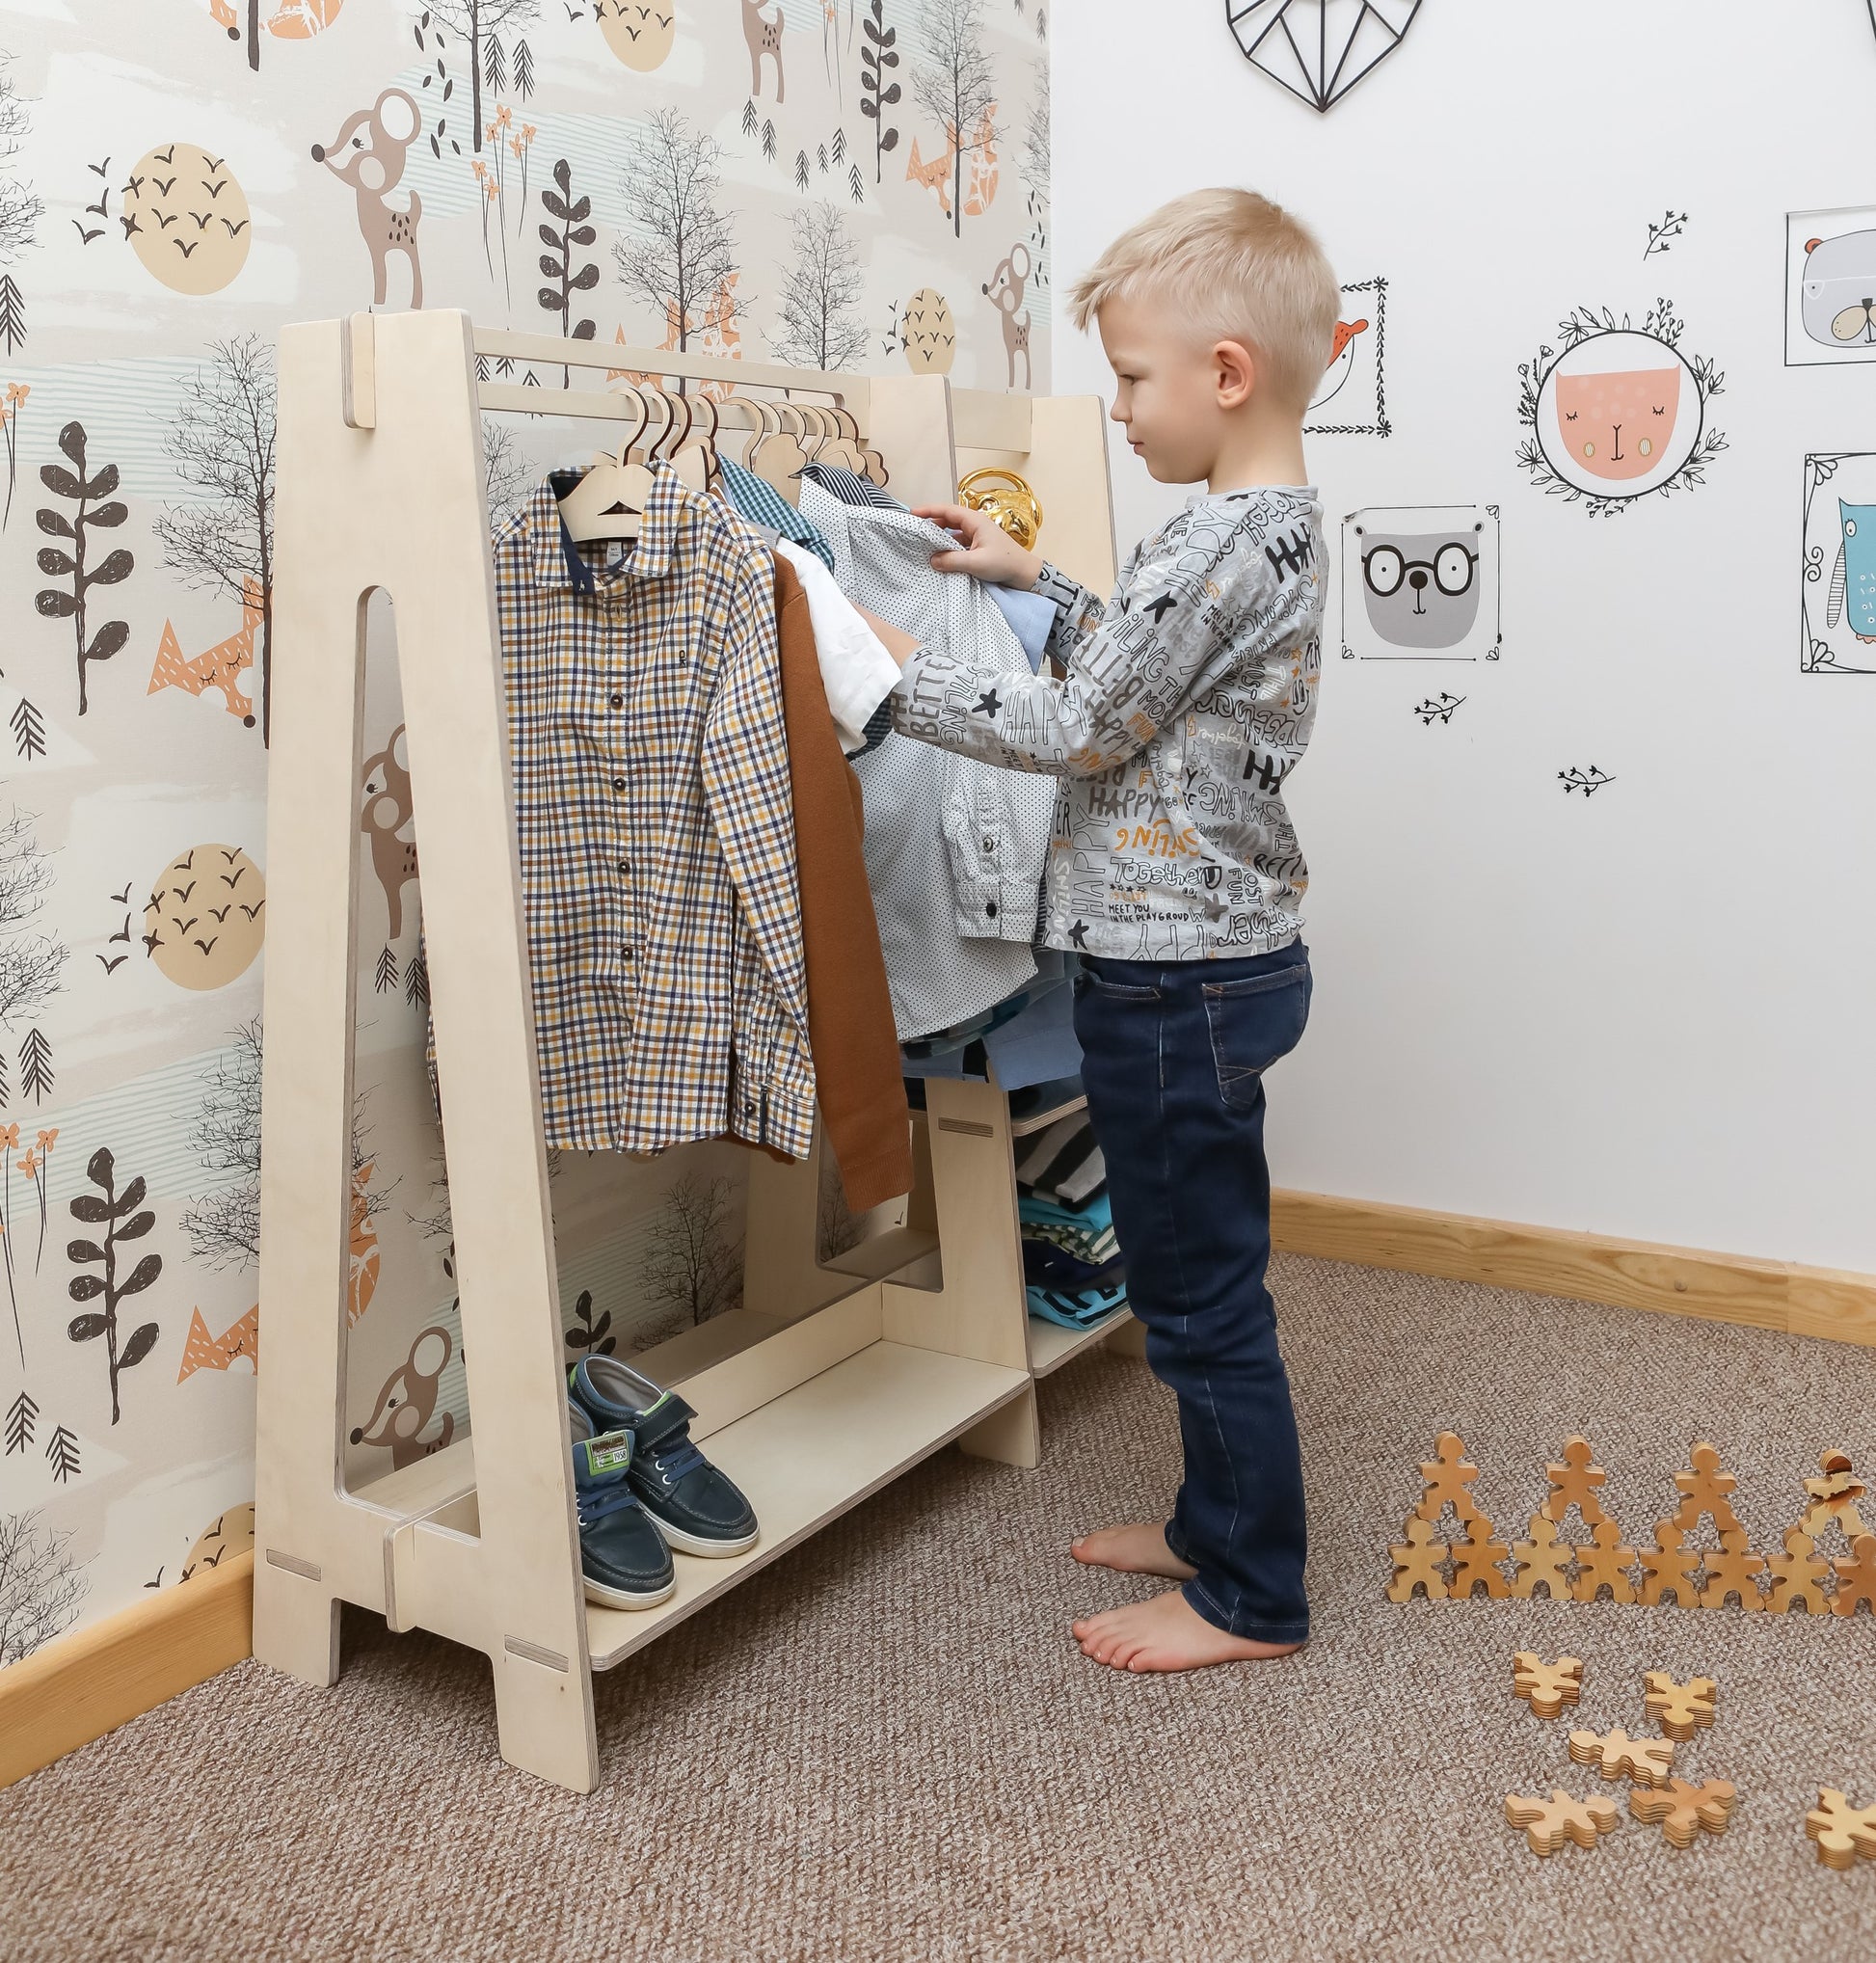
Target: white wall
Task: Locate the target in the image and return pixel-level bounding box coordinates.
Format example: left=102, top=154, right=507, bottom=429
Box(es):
left=1053, top=0, right=1876, bottom=1271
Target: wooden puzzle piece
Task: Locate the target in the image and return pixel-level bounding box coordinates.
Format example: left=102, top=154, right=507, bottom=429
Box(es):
left=1449, top=1520, right=1511, bottom=1600
left=1699, top=1527, right=1766, bottom=1612
left=1504, top=1788, right=1620, bottom=1856
left=1511, top=1513, right=1574, bottom=1600
left=1568, top=1726, right=1675, bottom=1788
left=1543, top=1435, right=1608, bottom=1529
left=1807, top=1788, right=1876, bottom=1871
left=1386, top=1516, right=1449, bottom=1602
left=1833, top=1533, right=1876, bottom=1616
left=1572, top=1519, right=1638, bottom=1604
left=1630, top=1778, right=1736, bottom=1848
left=1416, top=1430, right=1483, bottom=1525
left=1644, top=1671, right=1718, bottom=1739
left=1767, top=1527, right=1832, bottom=1614
left=1637, top=1523, right=1701, bottom=1608
left=1800, top=1450, right=1869, bottom=1545
left=1670, top=1440, right=1744, bottom=1540
left=1513, top=1652, right=1583, bottom=1718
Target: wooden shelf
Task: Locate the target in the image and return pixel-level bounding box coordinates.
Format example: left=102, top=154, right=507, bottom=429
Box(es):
left=1027, top=1305, right=1133, bottom=1378
left=822, top=1225, right=940, bottom=1283
left=585, top=1340, right=1030, bottom=1669
left=1008, top=1091, right=1087, bottom=1139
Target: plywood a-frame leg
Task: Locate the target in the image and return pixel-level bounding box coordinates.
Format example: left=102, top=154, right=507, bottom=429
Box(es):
left=885, top=1077, right=1037, bottom=1468
left=255, top=309, right=598, bottom=1792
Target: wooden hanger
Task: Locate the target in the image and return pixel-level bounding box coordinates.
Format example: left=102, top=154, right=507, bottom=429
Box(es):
left=749, top=397, right=808, bottom=508
left=673, top=389, right=719, bottom=493
left=556, top=386, right=656, bottom=542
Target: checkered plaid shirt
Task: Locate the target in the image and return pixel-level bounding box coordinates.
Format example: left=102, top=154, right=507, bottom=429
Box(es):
left=491, top=469, right=813, bottom=1158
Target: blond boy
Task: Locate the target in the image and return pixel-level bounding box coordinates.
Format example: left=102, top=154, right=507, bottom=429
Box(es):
left=862, top=189, right=1337, bottom=1671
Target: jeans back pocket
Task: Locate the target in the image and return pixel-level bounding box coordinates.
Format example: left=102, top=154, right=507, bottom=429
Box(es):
left=1202, top=964, right=1310, bottom=1111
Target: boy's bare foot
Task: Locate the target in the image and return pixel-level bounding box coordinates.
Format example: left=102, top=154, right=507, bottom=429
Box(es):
left=1072, top=1590, right=1304, bottom=1673
left=1070, top=1522, right=1197, bottom=1580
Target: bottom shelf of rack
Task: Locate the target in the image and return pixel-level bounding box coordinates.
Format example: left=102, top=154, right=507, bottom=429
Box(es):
left=1026, top=1305, right=1134, bottom=1378
left=585, top=1337, right=1031, bottom=1669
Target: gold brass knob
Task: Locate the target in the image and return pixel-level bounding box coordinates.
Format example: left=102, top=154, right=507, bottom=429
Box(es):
left=957, top=467, right=1043, bottom=551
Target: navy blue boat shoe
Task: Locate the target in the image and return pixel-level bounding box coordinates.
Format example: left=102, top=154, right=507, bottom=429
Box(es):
left=569, top=1356, right=761, bottom=1558
left=568, top=1400, right=677, bottom=1609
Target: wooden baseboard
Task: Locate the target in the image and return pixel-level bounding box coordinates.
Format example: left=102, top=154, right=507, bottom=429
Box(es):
left=1272, top=1191, right=1876, bottom=1348
left=0, top=1547, right=254, bottom=1790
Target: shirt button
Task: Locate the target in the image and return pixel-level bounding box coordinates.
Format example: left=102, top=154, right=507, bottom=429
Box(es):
left=985, top=902, right=999, bottom=920
left=609, top=692, right=624, bottom=710
left=675, top=651, right=689, bottom=667
left=611, top=776, right=626, bottom=792
left=620, top=946, right=634, bottom=961
left=616, top=858, right=630, bottom=874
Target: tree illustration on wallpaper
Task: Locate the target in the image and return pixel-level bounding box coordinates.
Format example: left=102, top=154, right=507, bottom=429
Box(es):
left=538, top=158, right=599, bottom=381
left=153, top=336, right=277, bottom=743
left=859, top=1, right=902, bottom=185
left=35, top=422, right=133, bottom=717
left=67, top=1146, right=161, bottom=1427
left=0, top=48, right=40, bottom=369
left=770, top=203, right=870, bottom=370
left=0, top=1507, right=89, bottom=1666
left=0, top=811, right=67, bottom=1041
left=421, top=0, right=540, bottom=153
left=636, top=1173, right=741, bottom=1347
left=913, top=0, right=997, bottom=239
left=179, top=1019, right=261, bottom=1273
left=615, top=110, right=739, bottom=364
left=565, top=1287, right=617, bottom=1362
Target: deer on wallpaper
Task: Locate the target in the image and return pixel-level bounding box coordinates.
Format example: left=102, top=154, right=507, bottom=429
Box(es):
left=309, top=88, right=425, bottom=309
left=741, top=0, right=786, bottom=101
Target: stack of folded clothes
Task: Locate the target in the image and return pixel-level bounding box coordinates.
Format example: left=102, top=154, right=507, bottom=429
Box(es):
left=1015, top=1101, right=1128, bottom=1331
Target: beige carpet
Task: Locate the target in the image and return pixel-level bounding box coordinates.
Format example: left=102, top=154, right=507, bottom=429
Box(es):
left=6, top=1257, right=1876, bottom=1963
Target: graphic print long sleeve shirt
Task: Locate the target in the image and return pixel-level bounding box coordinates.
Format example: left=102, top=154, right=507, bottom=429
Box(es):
left=890, top=486, right=1327, bottom=961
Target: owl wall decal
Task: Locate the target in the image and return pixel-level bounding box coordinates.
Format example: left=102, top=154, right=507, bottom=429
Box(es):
left=1341, top=504, right=1501, bottom=661
left=1799, top=454, right=1876, bottom=673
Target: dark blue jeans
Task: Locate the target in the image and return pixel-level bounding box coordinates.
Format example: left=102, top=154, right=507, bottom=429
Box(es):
left=1073, top=942, right=1311, bottom=1643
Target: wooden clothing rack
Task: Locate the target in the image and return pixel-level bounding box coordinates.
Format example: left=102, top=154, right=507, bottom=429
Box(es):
left=253, top=309, right=1122, bottom=1793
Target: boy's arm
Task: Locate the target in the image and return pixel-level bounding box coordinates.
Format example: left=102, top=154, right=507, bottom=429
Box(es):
left=887, top=513, right=1254, bottom=780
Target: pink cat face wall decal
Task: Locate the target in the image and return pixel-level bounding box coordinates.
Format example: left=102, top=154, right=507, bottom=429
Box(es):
left=1554, top=366, right=1683, bottom=481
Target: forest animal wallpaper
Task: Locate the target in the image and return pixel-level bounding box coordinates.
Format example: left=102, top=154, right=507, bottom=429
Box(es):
left=0, top=0, right=1050, bottom=1666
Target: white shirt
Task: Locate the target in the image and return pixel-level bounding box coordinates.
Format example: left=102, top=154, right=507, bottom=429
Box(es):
left=774, top=537, right=901, bottom=757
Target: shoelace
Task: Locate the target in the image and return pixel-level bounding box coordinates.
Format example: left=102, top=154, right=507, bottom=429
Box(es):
left=643, top=1433, right=707, bottom=1483
left=576, top=1480, right=644, bottom=1529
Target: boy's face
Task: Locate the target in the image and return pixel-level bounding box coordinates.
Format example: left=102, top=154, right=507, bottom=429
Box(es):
left=1098, top=298, right=1252, bottom=486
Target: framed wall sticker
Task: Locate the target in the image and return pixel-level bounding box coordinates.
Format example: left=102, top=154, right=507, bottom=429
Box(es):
left=1784, top=206, right=1876, bottom=367
left=1340, top=504, right=1501, bottom=661
left=1225, top=0, right=1422, bottom=114
left=1516, top=301, right=1725, bottom=515
left=1800, top=451, right=1876, bottom=674
left=1307, top=277, right=1388, bottom=436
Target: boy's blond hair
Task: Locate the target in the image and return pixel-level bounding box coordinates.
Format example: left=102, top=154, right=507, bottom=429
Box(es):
left=1069, top=188, right=1339, bottom=412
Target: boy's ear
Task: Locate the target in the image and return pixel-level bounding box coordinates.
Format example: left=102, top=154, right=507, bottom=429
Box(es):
left=1213, top=338, right=1258, bottom=408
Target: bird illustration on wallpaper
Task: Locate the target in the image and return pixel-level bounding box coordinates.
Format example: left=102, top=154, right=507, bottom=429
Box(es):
left=120, top=144, right=252, bottom=296
left=983, top=243, right=1032, bottom=390
left=1340, top=505, right=1501, bottom=662
left=142, top=845, right=265, bottom=991
left=595, top=1, right=676, bottom=70
left=898, top=288, right=956, bottom=373
left=1516, top=302, right=1725, bottom=514
left=1784, top=211, right=1876, bottom=367
left=1800, top=453, right=1876, bottom=674
left=1226, top=0, right=1422, bottom=114
left=310, top=91, right=425, bottom=310
left=1306, top=280, right=1386, bottom=436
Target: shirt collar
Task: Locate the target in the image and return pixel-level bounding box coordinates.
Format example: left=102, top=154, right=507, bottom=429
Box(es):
left=522, top=462, right=686, bottom=593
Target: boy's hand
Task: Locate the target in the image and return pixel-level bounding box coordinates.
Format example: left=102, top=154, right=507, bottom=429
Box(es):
left=916, top=503, right=1045, bottom=590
